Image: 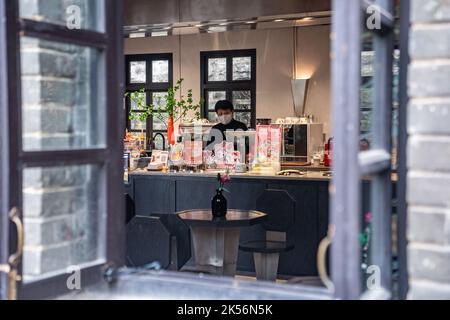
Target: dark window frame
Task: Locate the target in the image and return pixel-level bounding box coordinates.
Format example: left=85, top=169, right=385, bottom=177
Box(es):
left=125, top=53, right=173, bottom=151
left=0, top=0, right=125, bottom=300
left=200, top=49, right=256, bottom=128
left=330, top=0, right=409, bottom=300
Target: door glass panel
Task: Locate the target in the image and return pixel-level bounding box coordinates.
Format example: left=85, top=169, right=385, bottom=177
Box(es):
left=130, top=61, right=147, bottom=84
left=360, top=31, right=374, bottom=150
left=19, top=0, right=105, bottom=32
left=152, top=60, right=169, bottom=83
left=208, top=58, right=227, bottom=82
left=232, top=57, right=251, bottom=80
left=22, top=164, right=106, bottom=282
left=208, top=91, right=226, bottom=110
left=20, top=37, right=105, bottom=151
left=232, top=91, right=251, bottom=110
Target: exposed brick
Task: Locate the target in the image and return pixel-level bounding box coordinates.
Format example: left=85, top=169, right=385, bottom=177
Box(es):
left=24, top=213, right=84, bottom=246
left=411, top=0, right=450, bottom=23
left=409, top=280, right=450, bottom=300
left=409, top=61, right=450, bottom=98
left=410, top=25, right=450, bottom=59
left=22, top=134, right=86, bottom=151
left=23, top=187, right=86, bottom=218
left=22, top=106, right=74, bottom=135
left=408, top=206, right=450, bottom=245
left=408, top=171, right=450, bottom=207
left=23, top=243, right=72, bottom=276
left=19, top=0, right=97, bottom=31
left=408, top=135, right=450, bottom=171
left=408, top=98, right=450, bottom=135
left=22, top=78, right=76, bottom=106
left=23, top=166, right=88, bottom=189
left=408, top=243, right=450, bottom=283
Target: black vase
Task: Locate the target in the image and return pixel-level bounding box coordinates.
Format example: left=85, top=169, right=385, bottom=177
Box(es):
left=211, top=189, right=227, bottom=218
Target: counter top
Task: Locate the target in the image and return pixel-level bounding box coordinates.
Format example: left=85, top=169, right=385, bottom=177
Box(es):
left=128, top=169, right=332, bottom=182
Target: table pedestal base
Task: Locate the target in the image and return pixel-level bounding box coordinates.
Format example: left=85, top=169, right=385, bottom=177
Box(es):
left=191, top=227, right=240, bottom=277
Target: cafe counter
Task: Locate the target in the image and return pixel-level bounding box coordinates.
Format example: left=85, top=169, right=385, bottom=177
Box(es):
left=125, top=169, right=330, bottom=277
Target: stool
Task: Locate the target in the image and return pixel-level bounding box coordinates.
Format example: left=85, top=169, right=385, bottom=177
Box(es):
left=239, top=189, right=296, bottom=281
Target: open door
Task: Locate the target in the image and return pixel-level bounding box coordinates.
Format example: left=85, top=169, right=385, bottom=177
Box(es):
left=329, top=0, right=409, bottom=299
left=0, top=0, right=124, bottom=300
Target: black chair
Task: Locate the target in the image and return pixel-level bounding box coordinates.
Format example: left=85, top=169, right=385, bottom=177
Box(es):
left=239, top=189, right=296, bottom=281
left=125, top=193, right=136, bottom=225
left=151, top=213, right=191, bottom=271
left=126, top=216, right=171, bottom=268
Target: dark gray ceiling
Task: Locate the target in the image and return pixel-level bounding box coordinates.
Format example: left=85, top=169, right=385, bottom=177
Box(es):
left=124, top=0, right=331, bottom=26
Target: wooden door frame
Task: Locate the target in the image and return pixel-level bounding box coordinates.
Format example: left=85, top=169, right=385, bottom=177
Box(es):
left=0, top=0, right=126, bottom=299
left=0, top=0, right=10, bottom=301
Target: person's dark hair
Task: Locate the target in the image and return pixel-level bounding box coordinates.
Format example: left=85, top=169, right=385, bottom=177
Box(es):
left=215, top=100, right=234, bottom=113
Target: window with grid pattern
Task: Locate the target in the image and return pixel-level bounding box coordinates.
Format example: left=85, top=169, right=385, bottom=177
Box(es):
left=125, top=53, right=173, bottom=150
left=201, top=50, right=256, bottom=128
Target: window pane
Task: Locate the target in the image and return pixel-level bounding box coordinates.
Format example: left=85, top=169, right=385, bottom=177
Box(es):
left=152, top=60, right=169, bottom=83
left=232, top=91, right=251, bottom=110
left=153, top=92, right=168, bottom=110
left=360, top=110, right=372, bottom=134
left=153, top=113, right=168, bottom=131
left=131, top=92, right=146, bottom=110
left=208, top=112, right=218, bottom=123
left=130, top=61, right=147, bottom=84
left=21, top=37, right=105, bottom=151
left=130, top=118, right=146, bottom=131
left=208, top=91, right=226, bottom=110
left=235, top=112, right=251, bottom=127
left=19, top=0, right=105, bottom=32
left=153, top=133, right=167, bottom=150
left=208, top=58, right=227, bottom=82
left=232, top=57, right=251, bottom=80
left=22, top=164, right=105, bottom=282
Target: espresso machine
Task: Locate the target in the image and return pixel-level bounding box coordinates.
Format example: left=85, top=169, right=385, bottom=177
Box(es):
left=281, top=123, right=324, bottom=166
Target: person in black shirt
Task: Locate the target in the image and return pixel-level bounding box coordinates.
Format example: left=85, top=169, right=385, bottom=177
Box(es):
left=206, top=100, right=248, bottom=150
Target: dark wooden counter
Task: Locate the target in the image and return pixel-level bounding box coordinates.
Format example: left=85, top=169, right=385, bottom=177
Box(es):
left=126, top=170, right=330, bottom=277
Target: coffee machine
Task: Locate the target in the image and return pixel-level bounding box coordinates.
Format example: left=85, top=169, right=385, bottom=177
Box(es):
left=281, top=123, right=324, bottom=165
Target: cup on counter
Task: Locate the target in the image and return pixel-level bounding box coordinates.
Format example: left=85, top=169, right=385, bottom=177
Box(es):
left=235, top=163, right=247, bottom=173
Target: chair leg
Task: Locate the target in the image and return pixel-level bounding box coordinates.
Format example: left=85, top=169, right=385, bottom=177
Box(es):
left=169, top=236, right=178, bottom=271
left=253, top=252, right=280, bottom=282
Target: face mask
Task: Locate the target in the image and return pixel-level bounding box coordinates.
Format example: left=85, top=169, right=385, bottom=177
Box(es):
left=218, top=114, right=233, bottom=125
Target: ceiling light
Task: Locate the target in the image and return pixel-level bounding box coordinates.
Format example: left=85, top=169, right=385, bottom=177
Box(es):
left=245, top=21, right=256, bottom=24
left=219, top=22, right=228, bottom=26
left=151, top=31, right=169, bottom=37
left=301, top=17, right=314, bottom=21
left=129, top=32, right=146, bottom=38
left=195, top=24, right=203, bottom=27
left=274, top=19, right=285, bottom=22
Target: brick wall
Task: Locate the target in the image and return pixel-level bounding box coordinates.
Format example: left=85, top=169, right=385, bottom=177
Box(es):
left=19, top=0, right=103, bottom=279
left=407, top=0, right=450, bottom=300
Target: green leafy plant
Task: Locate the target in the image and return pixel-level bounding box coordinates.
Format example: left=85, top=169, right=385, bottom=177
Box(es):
left=125, top=79, right=204, bottom=129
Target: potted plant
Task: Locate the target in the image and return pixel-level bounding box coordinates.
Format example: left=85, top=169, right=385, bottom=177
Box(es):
left=125, top=79, right=204, bottom=147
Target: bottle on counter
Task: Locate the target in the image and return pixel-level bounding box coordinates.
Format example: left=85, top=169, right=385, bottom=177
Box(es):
left=324, top=138, right=333, bottom=167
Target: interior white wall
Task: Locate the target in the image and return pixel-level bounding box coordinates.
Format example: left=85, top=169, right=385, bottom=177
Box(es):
left=124, top=25, right=331, bottom=137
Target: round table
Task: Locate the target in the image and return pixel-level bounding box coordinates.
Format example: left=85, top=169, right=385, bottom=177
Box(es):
left=177, top=210, right=267, bottom=277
